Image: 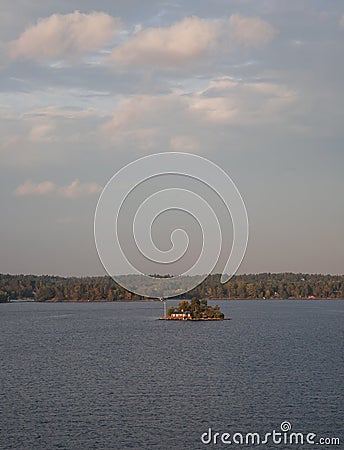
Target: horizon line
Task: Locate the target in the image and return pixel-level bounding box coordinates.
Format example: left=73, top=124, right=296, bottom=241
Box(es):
left=1, top=271, right=343, bottom=278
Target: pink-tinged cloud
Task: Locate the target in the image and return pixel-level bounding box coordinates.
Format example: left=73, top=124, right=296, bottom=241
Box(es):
left=108, top=15, right=276, bottom=67
left=108, top=16, right=222, bottom=66
left=228, top=14, right=277, bottom=48
left=100, top=79, right=297, bottom=142
left=14, top=180, right=56, bottom=196
left=58, top=179, right=102, bottom=199
left=14, top=179, right=102, bottom=198
left=340, top=15, right=344, bottom=29
left=9, top=11, right=121, bottom=60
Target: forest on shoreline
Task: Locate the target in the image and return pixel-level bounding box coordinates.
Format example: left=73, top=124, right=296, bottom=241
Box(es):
left=0, top=273, right=343, bottom=302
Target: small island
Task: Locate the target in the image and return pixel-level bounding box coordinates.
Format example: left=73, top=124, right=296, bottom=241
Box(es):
left=160, top=297, right=227, bottom=321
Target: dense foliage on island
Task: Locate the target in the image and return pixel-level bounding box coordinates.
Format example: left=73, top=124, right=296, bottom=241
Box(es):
left=167, top=298, right=225, bottom=319
left=0, top=272, right=343, bottom=302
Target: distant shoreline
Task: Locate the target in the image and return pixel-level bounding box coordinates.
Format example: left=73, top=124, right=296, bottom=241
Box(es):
left=1, top=273, right=343, bottom=302
left=3, top=297, right=344, bottom=304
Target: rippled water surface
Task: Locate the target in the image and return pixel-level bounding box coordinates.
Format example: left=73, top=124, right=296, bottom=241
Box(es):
left=0, top=300, right=343, bottom=449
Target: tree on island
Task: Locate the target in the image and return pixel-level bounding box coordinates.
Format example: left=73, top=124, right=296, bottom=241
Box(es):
left=167, top=297, right=224, bottom=319
left=0, top=290, right=8, bottom=303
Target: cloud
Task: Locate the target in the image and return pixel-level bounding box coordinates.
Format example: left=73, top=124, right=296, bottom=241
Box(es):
left=101, top=78, right=298, bottom=140
left=340, top=15, right=344, bottom=29
left=99, top=93, right=190, bottom=149
left=170, top=135, right=200, bottom=151
left=9, top=11, right=121, bottom=60
left=108, top=15, right=276, bottom=67
left=58, top=179, right=102, bottom=198
left=228, top=14, right=277, bottom=48
left=190, top=77, right=297, bottom=125
left=14, top=180, right=56, bottom=196
left=98, top=76, right=301, bottom=157
left=0, top=104, right=106, bottom=168
left=6, top=12, right=275, bottom=66
left=14, top=179, right=102, bottom=198
left=27, top=123, right=56, bottom=142
left=109, top=16, right=221, bottom=66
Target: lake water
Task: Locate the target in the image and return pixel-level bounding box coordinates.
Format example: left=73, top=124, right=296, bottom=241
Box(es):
left=0, top=300, right=343, bottom=449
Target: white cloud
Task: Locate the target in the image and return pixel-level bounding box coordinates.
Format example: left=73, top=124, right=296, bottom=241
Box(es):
left=108, top=15, right=276, bottom=67
left=9, top=11, right=121, bottom=60
left=228, top=14, right=277, bottom=48
left=14, top=179, right=102, bottom=198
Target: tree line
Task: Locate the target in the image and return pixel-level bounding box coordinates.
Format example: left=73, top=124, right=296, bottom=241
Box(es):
left=0, top=272, right=343, bottom=302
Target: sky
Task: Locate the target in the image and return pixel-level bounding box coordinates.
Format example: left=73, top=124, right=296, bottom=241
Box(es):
left=0, top=0, right=343, bottom=276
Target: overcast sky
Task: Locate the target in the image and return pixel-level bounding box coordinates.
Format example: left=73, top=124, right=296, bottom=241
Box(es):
left=0, top=0, right=343, bottom=276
